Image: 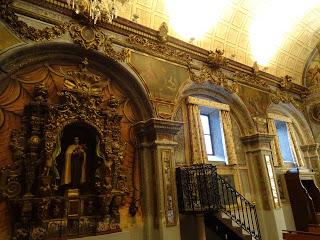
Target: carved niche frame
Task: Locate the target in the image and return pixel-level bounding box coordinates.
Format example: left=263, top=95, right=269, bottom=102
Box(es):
left=0, top=59, right=128, bottom=239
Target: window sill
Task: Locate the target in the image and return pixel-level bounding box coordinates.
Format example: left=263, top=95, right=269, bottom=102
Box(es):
left=208, top=160, right=226, bottom=166
left=283, top=162, right=297, bottom=169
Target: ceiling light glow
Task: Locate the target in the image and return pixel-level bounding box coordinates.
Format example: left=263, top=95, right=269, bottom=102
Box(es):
left=249, top=0, right=319, bottom=66
left=165, top=0, right=232, bottom=40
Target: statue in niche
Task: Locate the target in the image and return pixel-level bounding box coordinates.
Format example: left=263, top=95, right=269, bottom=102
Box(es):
left=53, top=122, right=105, bottom=193
left=61, top=136, right=87, bottom=187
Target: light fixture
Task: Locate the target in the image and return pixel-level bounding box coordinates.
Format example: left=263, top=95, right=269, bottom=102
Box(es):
left=67, top=0, right=129, bottom=24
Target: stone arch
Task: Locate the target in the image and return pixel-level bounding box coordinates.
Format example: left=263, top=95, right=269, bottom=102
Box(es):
left=177, top=83, right=255, bottom=136
left=0, top=42, right=155, bottom=121
left=267, top=103, right=314, bottom=145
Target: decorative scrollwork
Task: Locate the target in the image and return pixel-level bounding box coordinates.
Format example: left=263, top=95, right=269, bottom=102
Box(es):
left=1, top=60, right=128, bottom=239
left=127, top=34, right=192, bottom=65
left=233, top=71, right=269, bottom=90
left=207, top=49, right=228, bottom=69
left=0, top=4, right=129, bottom=62
left=69, top=23, right=106, bottom=50
left=270, top=89, right=301, bottom=110
left=189, top=65, right=239, bottom=94
left=0, top=2, right=69, bottom=41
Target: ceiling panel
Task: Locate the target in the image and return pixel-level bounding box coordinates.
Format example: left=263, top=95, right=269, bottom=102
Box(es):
left=117, top=0, right=320, bottom=85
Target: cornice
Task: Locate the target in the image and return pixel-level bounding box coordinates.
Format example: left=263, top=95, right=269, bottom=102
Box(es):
left=1, top=0, right=308, bottom=97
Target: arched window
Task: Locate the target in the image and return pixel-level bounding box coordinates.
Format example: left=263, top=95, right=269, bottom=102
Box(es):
left=267, top=113, right=304, bottom=167
left=186, top=96, right=237, bottom=165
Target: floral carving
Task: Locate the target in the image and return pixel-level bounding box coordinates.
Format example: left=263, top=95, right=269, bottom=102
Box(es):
left=0, top=2, right=69, bottom=41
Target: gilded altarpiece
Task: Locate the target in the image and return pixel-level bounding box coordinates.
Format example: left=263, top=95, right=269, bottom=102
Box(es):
left=0, top=60, right=141, bottom=240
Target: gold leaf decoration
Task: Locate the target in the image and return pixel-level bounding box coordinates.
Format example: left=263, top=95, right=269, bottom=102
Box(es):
left=0, top=4, right=129, bottom=62
left=270, top=89, right=301, bottom=110
left=189, top=65, right=238, bottom=94
left=0, top=4, right=69, bottom=41
left=207, top=49, right=228, bottom=69
left=233, top=71, right=269, bottom=90
left=127, top=34, right=192, bottom=65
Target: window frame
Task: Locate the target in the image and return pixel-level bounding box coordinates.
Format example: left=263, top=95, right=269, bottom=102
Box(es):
left=200, top=107, right=227, bottom=163
left=274, top=120, right=297, bottom=164
left=200, top=114, right=215, bottom=157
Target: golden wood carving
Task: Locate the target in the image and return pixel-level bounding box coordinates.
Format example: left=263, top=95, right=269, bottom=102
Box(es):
left=0, top=59, right=129, bottom=239
left=61, top=58, right=105, bottom=95
left=127, top=34, right=192, bottom=65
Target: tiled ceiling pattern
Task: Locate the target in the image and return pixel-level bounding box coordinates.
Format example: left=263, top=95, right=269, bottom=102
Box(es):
left=117, top=0, right=320, bottom=85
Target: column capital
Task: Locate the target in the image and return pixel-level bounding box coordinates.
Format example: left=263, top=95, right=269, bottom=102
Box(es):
left=301, top=143, right=320, bottom=151
left=134, top=118, right=183, bottom=143
left=241, top=133, right=274, bottom=152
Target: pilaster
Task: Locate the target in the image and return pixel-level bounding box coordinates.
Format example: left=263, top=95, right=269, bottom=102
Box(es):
left=134, top=118, right=183, bottom=240
left=301, top=143, right=320, bottom=185
left=241, top=133, right=285, bottom=240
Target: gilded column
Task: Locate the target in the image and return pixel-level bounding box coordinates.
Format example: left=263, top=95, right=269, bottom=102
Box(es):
left=134, top=118, right=182, bottom=240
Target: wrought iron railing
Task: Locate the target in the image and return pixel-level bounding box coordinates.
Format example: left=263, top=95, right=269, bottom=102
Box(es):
left=176, top=164, right=261, bottom=240
left=176, top=164, right=220, bottom=213
left=217, top=174, right=261, bottom=240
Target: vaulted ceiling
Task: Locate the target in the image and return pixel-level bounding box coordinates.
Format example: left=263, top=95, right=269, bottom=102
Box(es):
left=116, top=0, right=320, bottom=85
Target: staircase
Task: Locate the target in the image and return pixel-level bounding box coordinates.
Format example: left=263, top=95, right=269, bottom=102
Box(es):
left=176, top=164, right=261, bottom=240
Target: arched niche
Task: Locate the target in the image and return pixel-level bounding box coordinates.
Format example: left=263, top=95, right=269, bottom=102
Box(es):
left=55, top=121, right=102, bottom=194
left=0, top=42, right=155, bottom=121
left=0, top=42, right=153, bottom=239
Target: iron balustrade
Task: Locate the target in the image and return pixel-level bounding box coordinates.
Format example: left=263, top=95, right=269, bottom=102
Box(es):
left=176, top=164, right=261, bottom=240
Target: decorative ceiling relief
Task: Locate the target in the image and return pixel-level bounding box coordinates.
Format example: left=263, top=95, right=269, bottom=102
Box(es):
left=0, top=3, right=68, bottom=41
left=189, top=49, right=239, bottom=94
left=270, top=89, right=301, bottom=110
left=126, top=34, right=192, bottom=66
left=232, top=62, right=271, bottom=91
left=0, top=3, right=129, bottom=62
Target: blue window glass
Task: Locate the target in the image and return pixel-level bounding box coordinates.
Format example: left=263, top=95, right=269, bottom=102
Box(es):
left=275, top=120, right=296, bottom=163
left=200, top=107, right=227, bottom=162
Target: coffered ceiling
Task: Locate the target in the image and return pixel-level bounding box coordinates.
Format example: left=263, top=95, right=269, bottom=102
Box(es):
left=116, top=0, right=320, bottom=85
